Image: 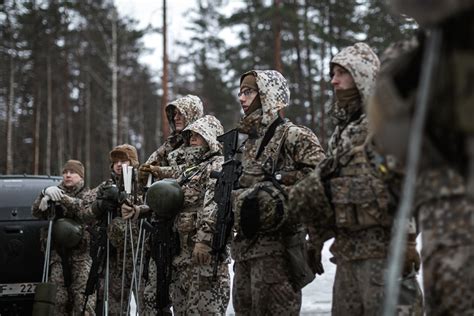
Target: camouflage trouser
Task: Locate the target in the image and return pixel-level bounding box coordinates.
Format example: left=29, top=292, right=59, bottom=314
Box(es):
left=142, top=259, right=160, bottom=315
left=233, top=255, right=301, bottom=316
left=332, top=258, right=423, bottom=316
left=422, top=246, right=474, bottom=315
left=96, top=254, right=133, bottom=315
left=419, top=196, right=474, bottom=315
left=49, top=252, right=96, bottom=315
left=170, top=262, right=230, bottom=315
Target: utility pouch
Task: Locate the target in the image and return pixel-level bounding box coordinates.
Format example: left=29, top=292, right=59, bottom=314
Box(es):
left=330, top=176, right=391, bottom=230
left=32, top=282, right=57, bottom=316
left=240, top=188, right=261, bottom=239
left=284, top=232, right=315, bottom=291
left=239, top=181, right=287, bottom=239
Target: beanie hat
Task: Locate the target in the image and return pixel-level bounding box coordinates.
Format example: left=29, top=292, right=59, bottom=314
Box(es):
left=62, top=160, right=85, bottom=178
left=240, top=74, right=258, bottom=91
left=109, top=144, right=139, bottom=168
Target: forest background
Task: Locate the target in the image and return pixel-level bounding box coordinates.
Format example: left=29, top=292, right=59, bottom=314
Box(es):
left=0, top=0, right=416, bottom=186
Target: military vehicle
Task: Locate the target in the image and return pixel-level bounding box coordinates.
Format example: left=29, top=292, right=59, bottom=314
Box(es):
left=0, top=175, right=61, bottom=315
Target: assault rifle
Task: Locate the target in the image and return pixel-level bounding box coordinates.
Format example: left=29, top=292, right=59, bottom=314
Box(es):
left=83, top=223, right=108, bottom=314
left=210, top=129, right=242, bottom=279
left=143, top=218, right=179, bottom=316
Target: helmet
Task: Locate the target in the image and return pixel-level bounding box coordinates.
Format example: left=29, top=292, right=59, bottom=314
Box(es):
left=145, top=179, right=184, bottom=219
left=52, top=218, right=83, bottom=249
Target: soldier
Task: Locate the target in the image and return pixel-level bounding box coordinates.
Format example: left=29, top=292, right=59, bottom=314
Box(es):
left=231, top=70, right=325, bottom=315
left=90, top=144, right=143, bottom=315
left=289, top=43, right=422, bottom=315
left=32, top=159, right=96, bottom=315
left=170, top=115, right=229, bottom=315
left=369, top=2, right=474, bottom=314
left=136, top=95, right=204, bottom=314
left=139, top=94, right=204, bottom=182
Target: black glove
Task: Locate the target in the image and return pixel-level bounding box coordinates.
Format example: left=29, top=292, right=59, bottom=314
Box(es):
left=97, top=184, right=120, bottom=201
left=307, top=247, right=324, bottom=275
left=92, top=199, right=118, bottom=218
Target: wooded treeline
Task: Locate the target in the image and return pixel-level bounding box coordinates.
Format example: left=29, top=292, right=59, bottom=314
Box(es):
left=0, top=0, right=416, bottom=186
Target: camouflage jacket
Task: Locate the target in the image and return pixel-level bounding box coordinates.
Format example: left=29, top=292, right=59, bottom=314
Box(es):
left=145, top=95, right=204, bottom=168
left=369, top=38, right=474, bottom=259
left=231, top=70, right=325, bottom=262
left=32, top=180, right=96, bottom=258
left=170, top=115, right=226, bottom=270
left=327, top=43, right=392, bottom=262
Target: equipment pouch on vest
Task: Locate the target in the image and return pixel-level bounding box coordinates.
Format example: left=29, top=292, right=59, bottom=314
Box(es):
left=239, top=181, right=287, bottom=239
left=284, top=231, right=315, bottom=291
left=329, top=175, right=391, bottom=230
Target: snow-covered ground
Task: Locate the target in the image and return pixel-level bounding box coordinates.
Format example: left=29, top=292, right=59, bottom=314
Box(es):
left=132, top=236, right=422, bottom=315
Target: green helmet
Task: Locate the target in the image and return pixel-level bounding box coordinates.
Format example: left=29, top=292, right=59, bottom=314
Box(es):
left=146, top=178, right=184, bottom=219
left=52, top=218, right=83, bottom=249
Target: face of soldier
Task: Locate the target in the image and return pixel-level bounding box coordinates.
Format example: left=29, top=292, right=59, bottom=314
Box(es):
left=238, top=88, right=258, bottom=114
left=331, top=64, right=356, bottom=91
left=113, top=160, right=130, bottom=175
left=189, top=131, right=208, bottom=148
left=174, top=110, right=186, bottom=132
left=62, top=170, right=82, bottom=188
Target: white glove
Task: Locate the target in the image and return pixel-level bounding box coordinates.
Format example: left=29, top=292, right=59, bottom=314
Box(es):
left=44, top=186, right=64, bottom=201
left=39, top=196, right=51, bottom=211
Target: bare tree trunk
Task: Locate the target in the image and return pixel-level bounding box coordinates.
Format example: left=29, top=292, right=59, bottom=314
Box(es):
left=46, top=54, right=53, bottom=175
left=33, top=79, right=41, bottom=174
left=6, top=54, right=14, bottom=174
left=319, top=41, right=327, bottom=145
left=85, top=72, right=91, bottom=184
left=303, top=0, right=316, bottom=131
left=273, top=0, right=283, bottom=73
left=111, top=8, right=118, bottom=147
left=160, top=0, right=170, bottom=142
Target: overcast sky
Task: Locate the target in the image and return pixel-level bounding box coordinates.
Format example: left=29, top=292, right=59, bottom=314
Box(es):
left=115, top=0, right=194, bottom=75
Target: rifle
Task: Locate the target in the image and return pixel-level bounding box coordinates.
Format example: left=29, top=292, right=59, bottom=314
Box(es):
left=210, top=129, right=242, bottom=279
left=143, top=218, right=179, bottom=316
left=82, top=223, right=108, bottom=314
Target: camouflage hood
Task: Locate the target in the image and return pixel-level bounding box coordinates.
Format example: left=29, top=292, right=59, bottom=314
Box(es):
left=330, top=43, right=380, bottom=105
left=240, top=70, right=290, bottom=126
left=166, top=95, right=204, bottom=133
left=183, top=115, right=224, bottom=156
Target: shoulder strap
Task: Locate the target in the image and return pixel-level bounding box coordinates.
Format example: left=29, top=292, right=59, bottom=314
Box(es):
left=256, top=115, right=285, bottom=160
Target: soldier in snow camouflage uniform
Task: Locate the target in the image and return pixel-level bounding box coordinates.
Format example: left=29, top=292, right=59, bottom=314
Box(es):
left=139, top=95, right=204, bottom=182
left=290, top=43, right=422, bottom=315
left=32, top=160, right=96, bottom=315
left=232, top=70, right=325, bottom=315
left=91, top=144, right=143, bottom=315
left=369, top=2, right=474, bottom=314
left=167, top=115, right=230, bottom=315
left=140, top=95, right=205, bottom=314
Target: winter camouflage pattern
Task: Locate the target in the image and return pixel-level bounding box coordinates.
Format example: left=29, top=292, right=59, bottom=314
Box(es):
left=416, top=171, right=474, bottom=315
left=392, top=0, right=474, bottom=26
left=232, top=70, right=324, bottom=315
left=369, top=26, right=474, bottom=314
left=332, top=259, right=423, bottom=316
left=233, top=256, right=302, bottom=315
left=92, top=176, right=142, bottom=315
left=143, top=115, right=230, bottom=315
left=145, top=94, right=204, bottom=166
left=31, top=180, right=96, bottom=314
left=240, top=70, right=290, bottom=126
left=330, top=42, right=380, bottom=105
left=290, top=43, right=423, bottom=314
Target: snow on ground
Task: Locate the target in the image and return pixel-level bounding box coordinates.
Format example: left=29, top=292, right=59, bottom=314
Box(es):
left=132, top=236, right=423, bottom=315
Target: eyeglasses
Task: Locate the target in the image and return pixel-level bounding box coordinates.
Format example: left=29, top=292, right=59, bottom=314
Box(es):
left=237, top=89, right=256, bottom=98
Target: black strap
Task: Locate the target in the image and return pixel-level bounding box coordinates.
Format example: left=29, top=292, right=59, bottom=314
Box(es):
left=256, top=116, right=285, bottom=160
